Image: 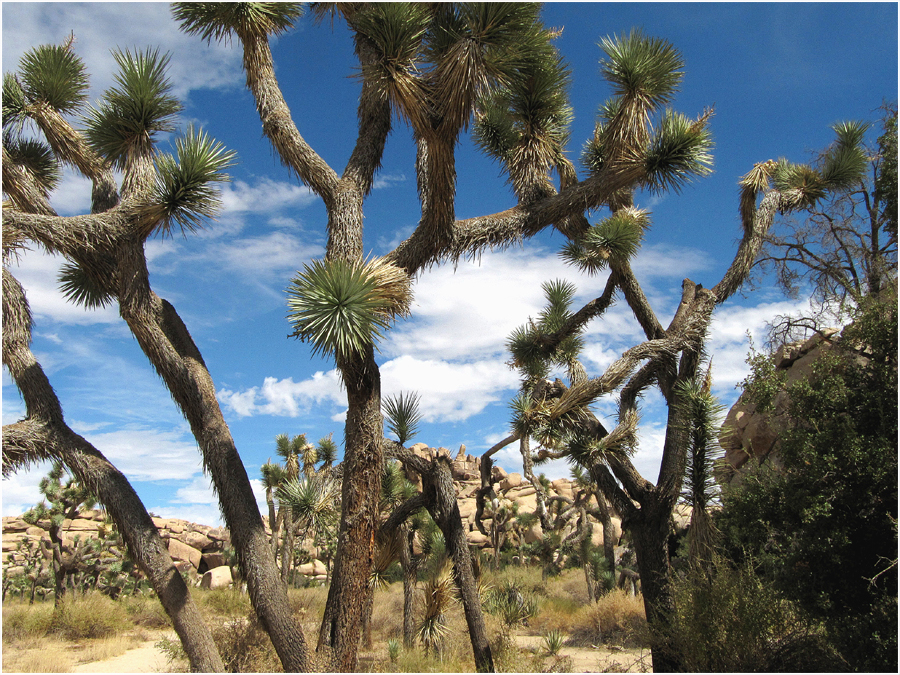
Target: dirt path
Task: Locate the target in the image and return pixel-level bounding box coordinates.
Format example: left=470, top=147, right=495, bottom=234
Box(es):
left=514, top=634, right=651, bottom=672
left=72, top=633, right=176, bottom=673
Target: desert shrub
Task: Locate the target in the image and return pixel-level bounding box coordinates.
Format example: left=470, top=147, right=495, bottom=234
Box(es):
left=197, top=586, right=252, bottom=618
left=528, top=595, right=586, bottom=635
left=49, top=592, right=129, bottom=640
left=2, top=600, right=56, bottom=642
left=655, top=557, right=847, bottom=672
left=122, top=593, right=172, bottom=629
left=213, top=615, right=283, bottom=673
left=568, top=588, right=646, bottom=648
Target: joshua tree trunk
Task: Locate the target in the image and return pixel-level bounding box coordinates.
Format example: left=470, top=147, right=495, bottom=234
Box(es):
left=2, top=269, right=224, bottom=672
left=281, top=508, right=294, bottom=584
left=399, top=523, right=417, bottom=649
left=318, top=347, right=384, bottom=672
left=386, top=445, right=494, bottom=672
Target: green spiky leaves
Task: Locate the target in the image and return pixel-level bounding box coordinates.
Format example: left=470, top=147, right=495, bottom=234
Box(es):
left=351, top=3, right=431, bottom=129
left=84, top=48, right=181, bottom=168
left=507, top=279, right=585, bottom=384
left=58, top=262, right=114, bottom=309
left=601, top=29, right=683, bottom=111
left=642, top=110, right=714, bottom=194
left=384, top=391, right=423, bottom=446
left=675, top=369, right=725, bottom=510
left=172, top=2, right=303, bottom=42
left=147, top=126, right=237, bottom=236
left=17, top=43, right=90, bottom=116
left=744, top=121, right=869, bottom=214
left=561, top=207, right=649, bottom=274
left=287, top=257, right=412, bottom=361
left=2, top=132, right=61, bottom=196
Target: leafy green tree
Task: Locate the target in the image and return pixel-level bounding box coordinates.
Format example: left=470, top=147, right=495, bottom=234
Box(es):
left=717, top=291, right=898, bottom=671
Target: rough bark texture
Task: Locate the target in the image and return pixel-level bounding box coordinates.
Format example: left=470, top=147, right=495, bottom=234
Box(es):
left=318, top=348, right=383, bottom=672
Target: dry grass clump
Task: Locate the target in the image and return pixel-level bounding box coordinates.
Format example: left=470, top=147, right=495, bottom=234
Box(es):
left=568, top=589, right=647, bottom=648
left=50, top=592, right=130, bottom=640
left=2, top=599, right=56, bottom=643
left=122, top=593, right=172, bottom=629
left=195, top=586, right=252, bottom=618
left=1, top=640, right=75, bottom=673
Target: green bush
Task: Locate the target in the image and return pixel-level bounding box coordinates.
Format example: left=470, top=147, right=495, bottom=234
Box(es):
left=718, top=293, right=898, bottom=671
left=656, top=556, right=846, bottom=672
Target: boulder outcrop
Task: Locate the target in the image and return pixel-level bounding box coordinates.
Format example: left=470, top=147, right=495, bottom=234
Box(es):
left=719, top=328, right=840, bottom=485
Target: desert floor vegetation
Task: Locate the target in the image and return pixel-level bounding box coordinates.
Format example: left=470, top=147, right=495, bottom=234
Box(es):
left=1, top=566, right=652, bottom=673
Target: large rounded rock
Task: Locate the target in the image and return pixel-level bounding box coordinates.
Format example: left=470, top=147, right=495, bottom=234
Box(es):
left=168, top=538, right=202, bottom=570
left=200, top=565, right=233, bottom=590
left=296, top=559, right=327, bottom=577
left=499, top=472, right=522, bottom=491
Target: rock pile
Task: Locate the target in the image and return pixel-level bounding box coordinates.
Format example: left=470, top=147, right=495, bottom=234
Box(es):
left=3, top=444, right=628, bottom=586
left=2, top=510, right=233, bottom=589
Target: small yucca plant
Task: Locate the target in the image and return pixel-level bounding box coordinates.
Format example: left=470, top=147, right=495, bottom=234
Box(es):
left=542, top=628, right=566, bottom=656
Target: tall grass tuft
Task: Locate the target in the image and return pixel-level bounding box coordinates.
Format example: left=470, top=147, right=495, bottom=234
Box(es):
left=50, top=592, right=130, bottom=640
left=568, top=588, right=646, bottom=648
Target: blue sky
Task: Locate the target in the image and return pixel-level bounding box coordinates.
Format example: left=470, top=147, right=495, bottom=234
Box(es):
left=2, top=2, right=897, bottom=526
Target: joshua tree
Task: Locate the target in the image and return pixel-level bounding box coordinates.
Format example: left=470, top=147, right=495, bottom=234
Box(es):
left=22, top=461, right=95, bottom=606
left=174, top=5, right=721, bottom=668
left=497, top=32, right=868, bottom=671
left=259, top=460, right=286, bottom=556
left=1, top=39, right=283, bottom=671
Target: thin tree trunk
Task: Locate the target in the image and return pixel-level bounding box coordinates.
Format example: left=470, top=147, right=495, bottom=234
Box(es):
left=399, top=523, right=417, bottom=649
left=113, top=243, right=311, bottom=671
left=425, top=457, right=494, bottom=673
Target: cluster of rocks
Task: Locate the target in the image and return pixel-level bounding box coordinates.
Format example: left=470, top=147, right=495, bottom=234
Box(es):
left=407, top=443, right=624, bottom=553
left=3, top=443, right=640, bottom=588
left=2, top=510, right=235, bottom=590
left=718, top=328, right=840, bottom=485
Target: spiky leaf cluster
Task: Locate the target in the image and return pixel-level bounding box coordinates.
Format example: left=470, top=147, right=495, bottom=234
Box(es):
left=642, top=109, right=714, bottom=193
left=507, top=279, right=584, bottom=385
left=287, top=257, right=411, bottom=361
left=560, top=207, right=649, bottom=274
left=349, top=3, right=431, bottom=128
left=472, top=42, right=573, bottom=191
left=84, top=49, right=181, bottom=168
left=146, top=126, right=237, bottom=236
left=58, top=262, right=114, bottom=309
left=581, top=30, right=713, bottom=197
left=316, top=433, right=338, bottom=469
left=383, top=390, right=423, bottom=446
left=2, top=131, right=61, bottom=195
left=17, top=43, right=89, bottom=115
left=675, top=371, right=724, bottom=509
left=171, top=2, right=303, bottom=42
left=424, top=3, right=553, bottom=132
left=745, top=121, right=870, bottom=213
left=276, top=473, right=338, bottom=531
